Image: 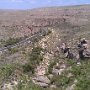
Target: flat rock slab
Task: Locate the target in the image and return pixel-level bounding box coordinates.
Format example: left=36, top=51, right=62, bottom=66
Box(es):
left=32, top=76, right=50, bottom=84
left=34, top=82, right=49, bottom=87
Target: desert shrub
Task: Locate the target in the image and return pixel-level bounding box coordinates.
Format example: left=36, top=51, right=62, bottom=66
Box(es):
left=1, top=64, right=14, bottom=76
left=66, top=59, right=76, bottom=66
left=63, top=58, right=90, bottom=90
left=29, top=47, right=43, bottom=63
left=31, top=47, right=42, bottom=55
left=0, top=39, right=5, bottom=44
left=16, top=80, right=45, bottom=90
left=50, top=75, right=72, bottom=89
left=23, top=47, right=43, bottom=73
left=0, top=64, right=16, bottom=84
left=47, top=30, right=52, bottom=35
left=33, top=37, right=39, bottom=42
left=73, top=59, right=90, bottom=90
left=42, top=30, right=52, bottom=36
left=75, top=77, right=90, bottom=90
left=4, top=37, right=22, bottom=47
left=48, top=61, right=56, bottom=74
left=8, top=48, right=19, bottom=54
left=22, top=63, right=34, bottom=74
left=70, top=66, right=84, bottom=77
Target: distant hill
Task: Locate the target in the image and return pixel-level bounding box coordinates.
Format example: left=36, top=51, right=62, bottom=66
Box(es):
left=0, top=4, right=90, bottom=40
left=0, top=5, right=90, bottom=90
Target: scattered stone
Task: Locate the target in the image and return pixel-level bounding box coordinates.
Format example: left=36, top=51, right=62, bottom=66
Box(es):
left=52, top=68, right=64, bottom=75
left=1, top=83, right=13, bottom=90
left=77, top=62, right=81, bottom=66
left=50, top=85, right=56, bottom=88
left=66, top=79, right=77, bottom=90
left=67, top=73, right=73, bottom=78
left=66, top=84, right=76, bottom=90
left=74, top=79, right=78, bottom=83
left=60, top=64, right=66, bottom=69
left=11, top=80, right=18, bottom=86
left=1, top=80, right=18, bottom=90
left=48, top=74, right=53, bottom=79
left=66, top=66, right=72, bottom=70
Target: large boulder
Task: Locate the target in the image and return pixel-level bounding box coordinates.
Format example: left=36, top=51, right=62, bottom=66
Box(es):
left=50, top=85, right=57, bottom=89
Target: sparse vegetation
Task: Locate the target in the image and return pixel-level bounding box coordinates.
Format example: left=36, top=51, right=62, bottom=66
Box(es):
left=46, top=30, right=52, bottom=35
left=22, top=63, right=35, bottom=74
left=0, top=5, right=90, bottom=90
left=23, top=47, right=43, bottom=74
left=4, top=37, right=22, bottom=47
left=0, top=65, right=12, bottom=80
left=62, top=59, right=90, bottom=90
left=74, top=59, right=90, bottom=90
left=48, top=60, right=56, bottom=74
left=0, top=64, right=18, bottom=85
left=8, top=48, right=19, bottom=54
left=16, top=80, right=45, bottom=90
left=50, top=75, right=73, bottom=89
left=42, top=30, right=50, bottom=36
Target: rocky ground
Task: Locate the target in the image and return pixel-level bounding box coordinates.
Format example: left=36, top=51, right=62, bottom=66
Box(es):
left=0, top=27, right=90, bottom=90
left=0, top=5, right=90, bottom=90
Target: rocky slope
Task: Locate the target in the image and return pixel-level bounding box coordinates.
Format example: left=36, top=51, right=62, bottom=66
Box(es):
left=0, top=4, right=90, bottom=90
left=0, top=5, right=90, bottom=40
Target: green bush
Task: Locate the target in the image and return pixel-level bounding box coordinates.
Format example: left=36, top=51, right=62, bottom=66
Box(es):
left=42, top=30, right=52, bottom=36
left=48, top=61, right=56, bottom=74
left=63, top=58, right=90, bottom=90
left=29, top=47, right=43, bottom=63
left=22, top=63, right=34, bottom=74
left=0, top=64, right=16, bottom=84
left=50, top=75, right=72, bottom=89
left=23, top=47, right=43, bottom=74
left=75, top=77, right=90, bottom=90
left=46, top=30, right=52, bottom=35
left=8, top=48, right=19, bottom=54
left=4, top=37, right=22, bottom=47
left=16, top=80, right=46, bottom=90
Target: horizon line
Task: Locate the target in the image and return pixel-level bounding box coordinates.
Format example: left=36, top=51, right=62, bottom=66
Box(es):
left=0, top=4, right=90, bottom=10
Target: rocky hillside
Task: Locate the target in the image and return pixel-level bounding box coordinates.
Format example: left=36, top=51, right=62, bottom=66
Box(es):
left=0, top=4, right=90, bottom=90
left=0, top=5, right=90, bottom=40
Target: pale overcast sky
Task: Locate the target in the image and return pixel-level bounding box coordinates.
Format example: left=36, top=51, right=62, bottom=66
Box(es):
left=0, top=0, right=90, bottom=9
